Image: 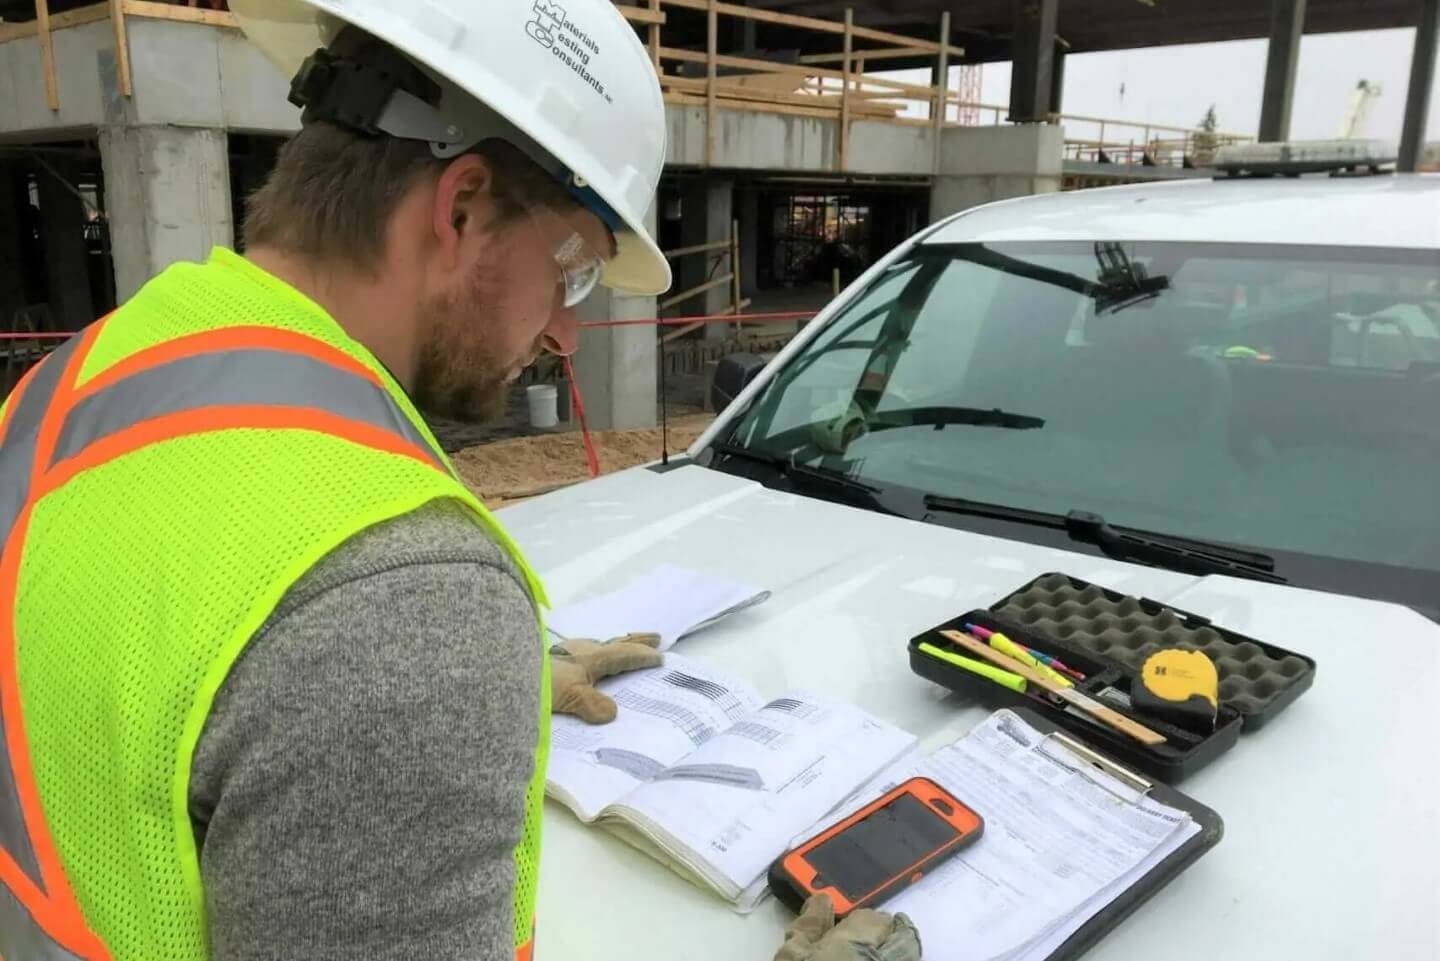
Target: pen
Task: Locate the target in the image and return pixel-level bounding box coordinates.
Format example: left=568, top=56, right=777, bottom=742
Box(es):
left=918, top=642, right=1028, bottom=694
left=966, top=624, right=1074, bottom=689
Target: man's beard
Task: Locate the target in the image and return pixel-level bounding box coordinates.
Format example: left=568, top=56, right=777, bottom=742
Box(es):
left=413, top=266, right=514, bottom=424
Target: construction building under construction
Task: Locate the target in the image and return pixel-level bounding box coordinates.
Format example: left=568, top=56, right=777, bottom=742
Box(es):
left=2, top=0, right=1436, bottom=427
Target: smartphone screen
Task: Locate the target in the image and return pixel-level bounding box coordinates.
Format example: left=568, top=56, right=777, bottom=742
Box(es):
left=804, top=792, right=964, bottom=903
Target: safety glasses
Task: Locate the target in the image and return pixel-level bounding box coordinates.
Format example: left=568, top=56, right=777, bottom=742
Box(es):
left=524, top=206, right=610, bottom=309
left=552, top=231, right=606, bottom=308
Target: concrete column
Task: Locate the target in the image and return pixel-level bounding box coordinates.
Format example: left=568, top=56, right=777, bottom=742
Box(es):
left=1258, top=0, right=1307, bottom=142
left=99, top=125, right=233, bottom=303
left=571, top=202, right=660, bottom=431
left=0, top=163, right=25, bottom=321
left=37, top=159, right=95, bottom=331
left=930, top=125, right=1064, bottom=221
left=677, top=179, right=734, bottom=340
left=1399, top=0, right=1438, bottom=173
left=737, top=186, right=759, bottom=300
left=1009, top=0, right=1059, bottom=123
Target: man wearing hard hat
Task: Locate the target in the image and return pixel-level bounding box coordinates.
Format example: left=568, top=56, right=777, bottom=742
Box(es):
left=0, top=2, right=919, bottom=960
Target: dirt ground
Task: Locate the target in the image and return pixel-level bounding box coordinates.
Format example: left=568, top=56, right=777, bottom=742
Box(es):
left=453, top=413, right=714, bottom=507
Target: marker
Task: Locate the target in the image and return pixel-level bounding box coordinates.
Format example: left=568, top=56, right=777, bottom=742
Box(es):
left=918, top=642, right=1028, bottom=694
left=966, top=624, right=1074, bottom=689
left=1018, top=643, right=1087, bottom=682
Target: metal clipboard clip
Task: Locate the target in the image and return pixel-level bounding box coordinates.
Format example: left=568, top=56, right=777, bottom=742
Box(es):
left=1038, top=731, right=1153, bottom=805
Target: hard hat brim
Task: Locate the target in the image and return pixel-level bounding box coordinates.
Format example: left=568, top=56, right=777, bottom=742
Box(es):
left=606, top=225, right=672, bottom=298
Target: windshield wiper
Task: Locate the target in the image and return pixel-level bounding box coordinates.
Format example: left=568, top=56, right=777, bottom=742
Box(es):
left=711, top=442, right=889, bottom=501
left=867, top=406, right=1045, bottom=433
left=922, top=496, right=1286, bottom=583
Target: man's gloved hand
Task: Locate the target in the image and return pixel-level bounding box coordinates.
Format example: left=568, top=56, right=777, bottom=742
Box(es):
left=550, top=633, right=664, bottom=724
left=774, top=894, right=922, bottom=961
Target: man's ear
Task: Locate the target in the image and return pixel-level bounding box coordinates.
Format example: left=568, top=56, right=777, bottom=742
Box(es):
left=432, top=153, right=495, bottom=269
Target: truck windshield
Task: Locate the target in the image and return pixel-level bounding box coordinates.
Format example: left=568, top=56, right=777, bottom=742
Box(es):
left=718, top=241, right=1440, bottom=608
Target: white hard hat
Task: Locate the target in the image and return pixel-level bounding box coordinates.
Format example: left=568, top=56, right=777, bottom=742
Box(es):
left=230, top=0, right=672, bottom=296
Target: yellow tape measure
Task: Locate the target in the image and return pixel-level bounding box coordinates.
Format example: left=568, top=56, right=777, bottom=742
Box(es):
left=1133, top=649, right=1219, bottom=733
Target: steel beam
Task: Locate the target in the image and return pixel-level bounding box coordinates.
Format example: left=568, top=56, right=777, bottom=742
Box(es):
left=1258, top=0, right=1307, bottom=142
left=1399, top=0, right=1438, bottom=172
left=1010, top=0, right=1059, bottom=123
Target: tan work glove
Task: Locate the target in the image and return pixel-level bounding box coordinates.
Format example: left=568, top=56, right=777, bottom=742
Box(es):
left=774, top=894, right=923, bottom=961
left=550, top=633, right=664, bottom=724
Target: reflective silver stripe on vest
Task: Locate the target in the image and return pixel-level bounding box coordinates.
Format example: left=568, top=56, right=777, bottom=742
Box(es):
left=1, top=883, right=88, bottom=961
left=54, top=348, right=443, bottom=471
left=0, top=337, right=82, bottom=894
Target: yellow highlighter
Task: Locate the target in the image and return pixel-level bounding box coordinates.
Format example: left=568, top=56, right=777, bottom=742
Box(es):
left=970, top=625, right=1075, bottom=689
left=918, top=642, right=1028, bottom=694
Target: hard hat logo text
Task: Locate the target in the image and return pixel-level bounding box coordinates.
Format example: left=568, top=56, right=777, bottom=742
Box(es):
left=525, top=0, right=612, bottom=103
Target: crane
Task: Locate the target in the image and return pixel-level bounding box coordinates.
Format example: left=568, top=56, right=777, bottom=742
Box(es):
left=1338, top=79, right=1383, bottom=139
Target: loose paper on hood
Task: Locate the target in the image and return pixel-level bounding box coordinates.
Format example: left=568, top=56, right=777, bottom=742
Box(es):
left=546, top=564, right=770, bottom=651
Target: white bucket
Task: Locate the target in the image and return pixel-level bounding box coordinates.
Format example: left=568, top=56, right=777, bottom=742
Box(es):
left=526, top=384, right=560, bottom=429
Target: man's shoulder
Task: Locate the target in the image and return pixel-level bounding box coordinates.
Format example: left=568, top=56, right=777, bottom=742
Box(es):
left=273, top=497, right=532, bottom=622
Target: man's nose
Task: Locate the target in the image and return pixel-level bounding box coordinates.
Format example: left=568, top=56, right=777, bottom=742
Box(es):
left=542, top=304, right=580, bottom=357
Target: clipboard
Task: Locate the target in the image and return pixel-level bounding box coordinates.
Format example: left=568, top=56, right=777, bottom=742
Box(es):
left=766, top=707, right=1223, bottom=961
left=1002, top=707, right=1224, bottom=961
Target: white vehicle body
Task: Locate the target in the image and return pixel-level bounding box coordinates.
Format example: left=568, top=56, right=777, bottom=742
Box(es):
left=509, top=175, right=1440, bottom=961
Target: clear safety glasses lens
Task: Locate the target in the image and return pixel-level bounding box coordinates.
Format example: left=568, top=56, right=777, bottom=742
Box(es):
left=554, top=232, right=605, bottom=308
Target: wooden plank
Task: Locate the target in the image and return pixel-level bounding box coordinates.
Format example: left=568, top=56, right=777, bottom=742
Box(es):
left=0, top=20, right=37, bottom=42
left=660, top=46, right=941, bottom=99
left=659, top=319, right=708, bottom=344
left=660, top=273, right=733, bottom=310
left=800, top=45, right=928, bottom=65
left=647, top=0, right=661, bottom=70
left=705, top=0, right=717, bottom=167
left=109, top=0, right=131, bottom=97
left=660, top=0, right=961, bottom=55
left=616, top=3, right=665, bottom=25
left=663, top=75, right=899, bottom=118
left=122, top=0, right=238, bottom=28
left=34, top=0, right=58, bottom=111
left=663, top=238, right=732, bottom=258
left=665, top=90, right=854, bottom=123
left=931, top=10, right=950, bottom=172
left=838, top=8, right=852, bottom=172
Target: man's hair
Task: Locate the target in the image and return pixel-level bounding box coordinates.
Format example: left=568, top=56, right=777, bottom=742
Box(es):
left=242, top=124, right=577, bottom=272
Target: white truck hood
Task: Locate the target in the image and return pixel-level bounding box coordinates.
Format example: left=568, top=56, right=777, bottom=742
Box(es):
left=500, top=463, right=1440, bottom=961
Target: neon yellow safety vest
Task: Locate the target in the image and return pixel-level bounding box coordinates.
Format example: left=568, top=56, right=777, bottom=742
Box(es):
left=0, top=248, right=551, bottom=961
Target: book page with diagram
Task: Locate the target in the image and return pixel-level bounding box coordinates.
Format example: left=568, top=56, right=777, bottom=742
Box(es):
left=609, top=693, right=918, bottom=904
left=546, top=654, right=762, bottom=821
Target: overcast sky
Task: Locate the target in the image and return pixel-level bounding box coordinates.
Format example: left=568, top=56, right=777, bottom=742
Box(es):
left=902, top=27, right=1439, bottom=144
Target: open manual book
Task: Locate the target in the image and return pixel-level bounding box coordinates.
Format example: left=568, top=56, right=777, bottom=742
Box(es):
left=795, top=710, right=1205, bottom=961
left=545, top=653, right=917, bottom=910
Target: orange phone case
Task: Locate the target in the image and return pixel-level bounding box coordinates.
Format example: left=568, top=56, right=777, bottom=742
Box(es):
left=777, top=776, right=983, bottom=915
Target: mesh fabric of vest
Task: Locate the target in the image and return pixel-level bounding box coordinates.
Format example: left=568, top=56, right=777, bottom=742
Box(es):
left=15, top=249, right=551, bottom=960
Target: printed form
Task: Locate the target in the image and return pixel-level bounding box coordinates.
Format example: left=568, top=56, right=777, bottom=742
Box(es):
left=805, top=711, right=1199, bottom=961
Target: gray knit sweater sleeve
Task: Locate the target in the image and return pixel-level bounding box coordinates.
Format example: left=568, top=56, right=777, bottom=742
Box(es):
left=188, top=500, right=543, bottom=961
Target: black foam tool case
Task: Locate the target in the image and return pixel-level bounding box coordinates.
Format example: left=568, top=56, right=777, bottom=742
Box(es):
left=908, top=572, right=1317, bottom=781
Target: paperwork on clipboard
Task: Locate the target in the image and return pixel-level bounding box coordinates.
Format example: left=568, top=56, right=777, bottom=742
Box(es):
left=800, top=710, right=1202, bottom=961
left=546, top=564, right=770, bottom=651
